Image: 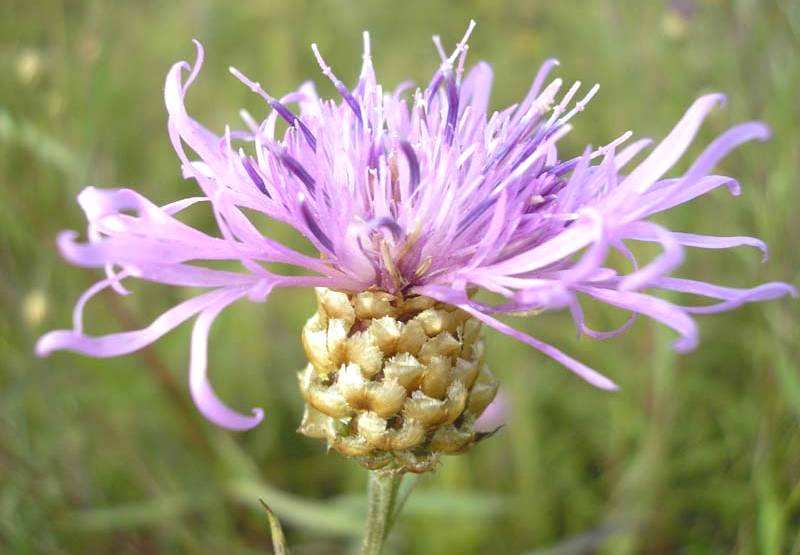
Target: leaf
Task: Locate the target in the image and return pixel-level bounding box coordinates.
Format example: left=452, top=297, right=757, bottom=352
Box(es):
left=260, top=499, right=289, bottom=555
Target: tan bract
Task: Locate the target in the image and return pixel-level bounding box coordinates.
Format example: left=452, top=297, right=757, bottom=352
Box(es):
left=298, top=288, right=499, bottom=473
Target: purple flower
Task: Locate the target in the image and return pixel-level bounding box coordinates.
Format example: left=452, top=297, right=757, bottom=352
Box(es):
left=37, top=23, right=795, bottom=430
left=474, top=389, right=509, bottom=433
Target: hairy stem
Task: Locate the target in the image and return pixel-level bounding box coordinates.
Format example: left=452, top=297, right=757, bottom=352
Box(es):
left=360, top=470, right=407, bottom=555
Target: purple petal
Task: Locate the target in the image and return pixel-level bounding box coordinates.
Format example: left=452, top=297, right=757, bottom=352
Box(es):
left=417, top=285, right=619, bottom=391
left=189, top=288, right=264, bottom=430
left=618, top=94, right=725, bottom=194
left=652, top=277, right=797, bottom=314
left=618, top=221, right=684, bottom=291
left=630, top=230, right=768, bottom=261
left=576, top=285, right=698, bottom=352
left=36, top=287, right=242, bottom=358
left=474, top=388, right=509, bottom=432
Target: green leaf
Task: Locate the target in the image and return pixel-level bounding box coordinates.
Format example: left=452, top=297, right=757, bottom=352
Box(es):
left=260, top=499, right=289, bottom=555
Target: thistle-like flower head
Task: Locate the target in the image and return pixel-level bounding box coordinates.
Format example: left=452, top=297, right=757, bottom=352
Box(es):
left=37, top=23, right=795, bottom=430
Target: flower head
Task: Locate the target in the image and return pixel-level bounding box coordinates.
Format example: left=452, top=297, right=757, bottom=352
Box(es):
left=37, top=23, right=795, bottom=430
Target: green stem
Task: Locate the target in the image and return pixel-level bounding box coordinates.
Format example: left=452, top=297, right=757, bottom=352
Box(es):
left=360, top=470, right=407, bottom=555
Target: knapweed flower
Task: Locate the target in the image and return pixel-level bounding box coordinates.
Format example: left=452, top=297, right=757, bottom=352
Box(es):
left=38, top=23, right=794, bottom=469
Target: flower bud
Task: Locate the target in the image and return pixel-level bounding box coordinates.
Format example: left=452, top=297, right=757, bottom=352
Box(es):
left=298, top=288, right=499, bottom=473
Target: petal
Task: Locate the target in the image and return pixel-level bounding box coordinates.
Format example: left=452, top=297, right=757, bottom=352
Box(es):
left=36, top=287, right=240, bottom=358
left=556, top=208, right=608, bottom=284
left=464, top=189, right=509, bottom=270
left=62, top=187, right=330, bottom=274
left=651, top=277, right=797, bottom=314
left=188, top=288, right=265, bottom=430
left=628, top=230, right=768, bottom=261
left=459, top=61, right=493, bottom=135
left=511, top=58, right=560, bottom=126
left=637, top=175, right=740, bottom=218
left=164, top=41, right=225, bottom=171
left=681, top=122, right=769, bottom=184
left=71, top=271, right=132, bottom=334
left=417, top=285, right=619, bottom=391
left=474, top=389, right=509, bottom=432
left=614, top=138, right=653, bottom=170
left=618, top=221, right=684, bottom=291
left=131, top=263, right=261, bottom=288
left=618, top=94, right=726, bottom=194
left=576, top=285, right=698, bottom=352
left=483, top=216, right=597, bottom=276
left=568, top=296, right=638, bottom=340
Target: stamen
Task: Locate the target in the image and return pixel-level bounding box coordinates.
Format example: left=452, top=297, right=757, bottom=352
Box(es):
left=527, top=79, right=563, bottom=122
left=399, top=140, right=420, bottom=191
left=527, top=80, right=579, bottom=143
left=443, top=75, right=459, bottom=145
left=414, top=256, right=433, bottom=278
left=281, top=152, right=317, bottom=194
left=555, top=83, right=600, bottom=127
left=239, top=109, right=259, bottom=133
left=599, top=130, right=634, bottom=154
left=362, top=30, right=372, bottom=62
left=554, top=81, right=583, bottom=120
left=298, top=193, right=333, bottom=251
left=426, top=21, right=476, bottom=103
left=229, top=66, right=317, bottom=151
left=367, top=142, right=381, bottom=170
left=369, top=217, right=403, bottom=241
left=380, top=239, right=404, bottom=289
left=443, top=20, right=476, bottom=68
left=425, top=72, right=445, bottom=102
left=455, top=44, right=469, bottom=85
left=311, top=43, right=363, bottom=124
left=456, top=143, right=478, bottom=168
left=432, top=35, right=448, bottom=63
left=509, top=122, right=573, bottom=175
left=359, top=30, right=373, bottom=80
left=458, top=197, right=495, bottom=233
left=549, top=130, right=633, bottom=175
left=241, top=155, right=270, bottom=197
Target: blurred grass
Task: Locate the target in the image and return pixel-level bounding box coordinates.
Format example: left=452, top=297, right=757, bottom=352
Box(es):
left=1, top=0, right=798, bottom=553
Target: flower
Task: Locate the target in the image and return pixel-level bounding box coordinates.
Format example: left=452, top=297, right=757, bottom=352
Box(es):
left=297, top=288, right=499, bottom=472
left=37, top=23, right=795, bottom=431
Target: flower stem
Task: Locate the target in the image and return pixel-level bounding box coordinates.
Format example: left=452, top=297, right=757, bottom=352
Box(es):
left=360, top=469, right=407, bottom=555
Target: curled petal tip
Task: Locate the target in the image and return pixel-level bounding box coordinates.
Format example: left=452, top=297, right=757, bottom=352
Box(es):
left=674, top=336, right=698, bottom=354
left=209, top=407, right=265, bottom=431
left=56, top=229, right=79, bottom=245
left=189, top=40, right=204, bottom=68
left=703, top=92, right=727, bottom=107
left=752, top=121, right=771, bottom=142
left=34, top=333, right=58, bottom=358
left=246, top=408, right=266, bottom=428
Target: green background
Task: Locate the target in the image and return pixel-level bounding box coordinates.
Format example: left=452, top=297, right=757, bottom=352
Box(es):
left=1, top=1, right=798, bottom=553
